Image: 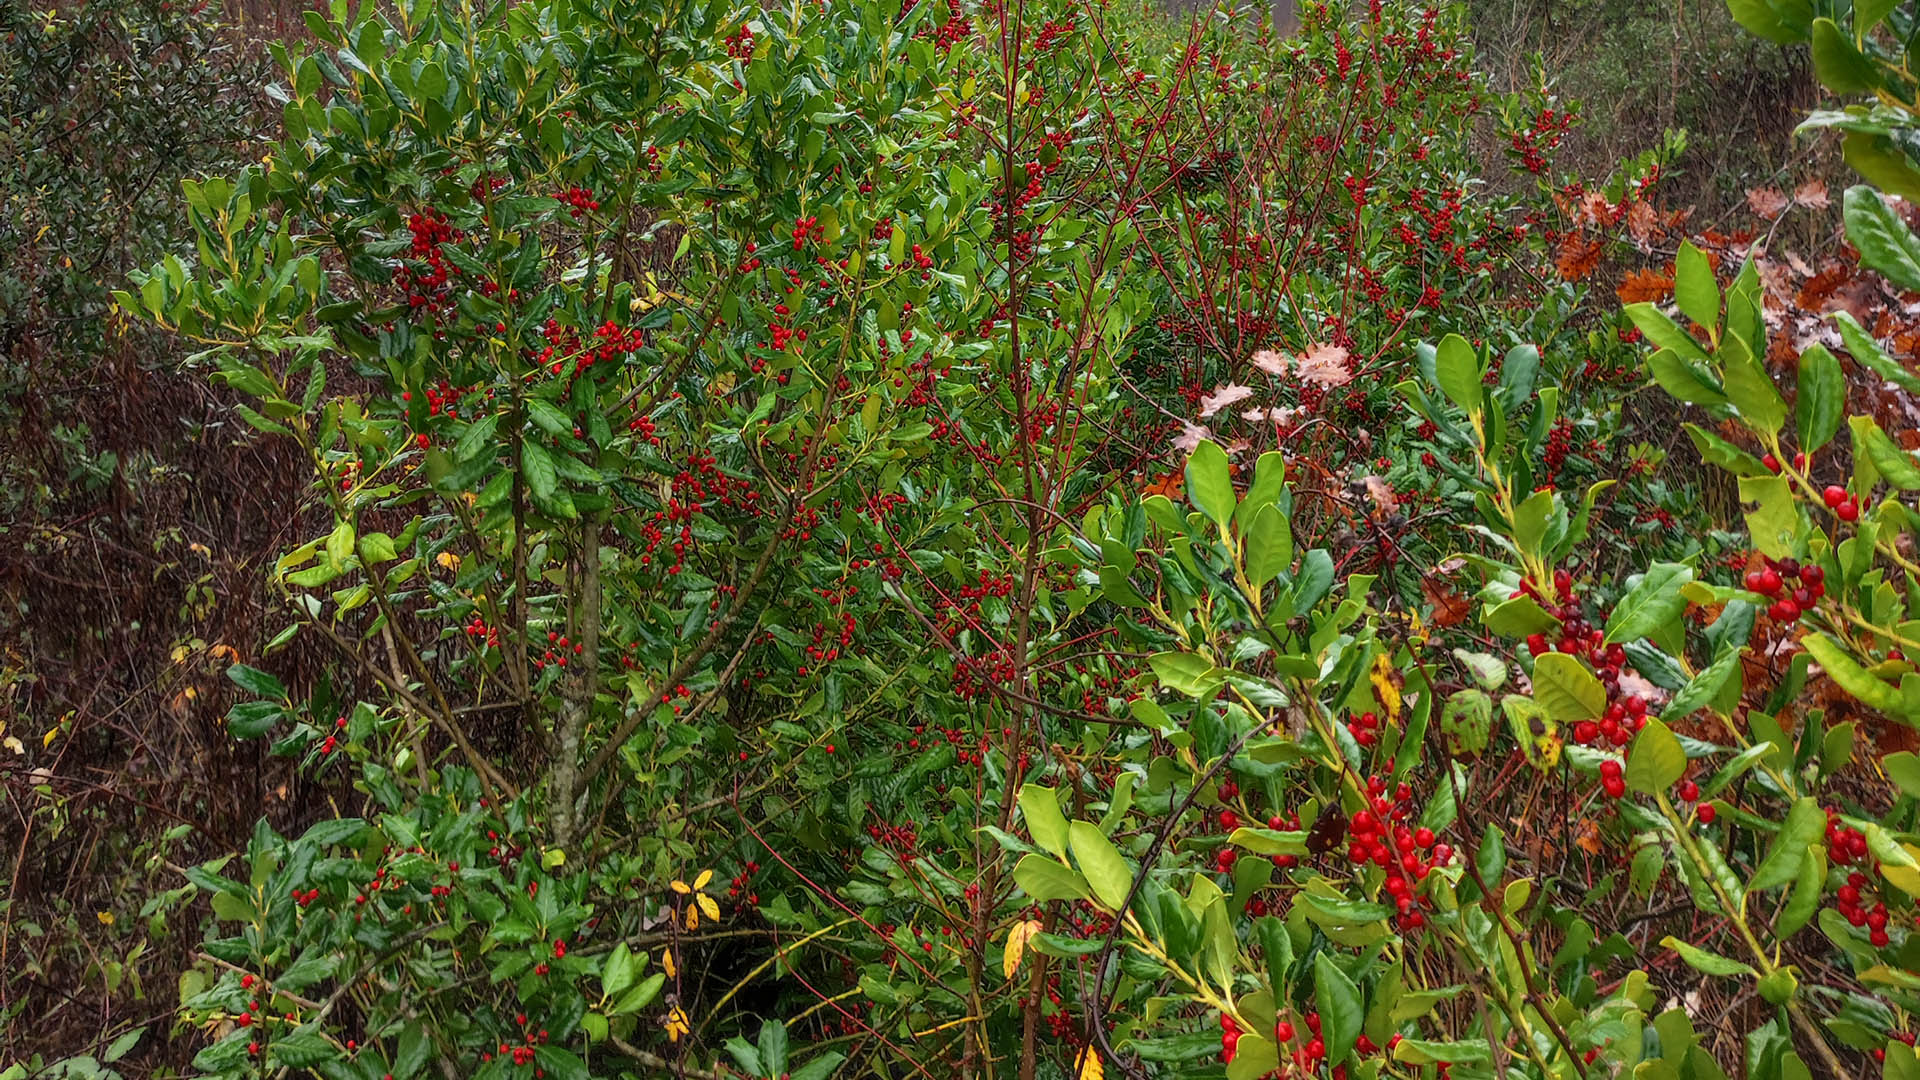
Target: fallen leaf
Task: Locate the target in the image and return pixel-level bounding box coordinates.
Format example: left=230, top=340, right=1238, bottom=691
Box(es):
left=1747, top=187, right=1790, bottom=220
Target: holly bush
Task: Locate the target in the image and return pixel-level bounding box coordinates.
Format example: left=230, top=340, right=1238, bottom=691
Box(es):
left=92, top=0, right=1920, bottom=1077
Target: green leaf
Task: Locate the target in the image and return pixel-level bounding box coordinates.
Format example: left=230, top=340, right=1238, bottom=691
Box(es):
left=602, top=943, right=637, bottom=998
left=1721, top=334, right=1786, bottom=437
left=227, top=664, right=286, bottom=699
left=533, top=1047, right=589, bottom=1080
left=1795, top=344, right=1845, bottom=453
left=1226, top=1035, right=1278, bottom=1080
left=1852, top=415, right=1920, bottom=489
left=1626, top=718, right=1686, bottom=794
left=1811, top=18, right=1881, bottom=94
left=393, top=1023, right=431, bottom=1080
left=1778, top=845, right=1826, bottom=937
left=1884, top=751, right=1920, bottom=799
left=611, top=973, right=665, bottom=1015
left=1803, top=632, right=1910, bottom=718
left=269, top=1032, right=335, bottom=1067
left=1751, top=798, right=1822, bottom=891
left=1648, top=349, right=1729, bottom=407
left=758, top=1019, right=790, bottom=1076
left=1831, top=311, right=1920, bottom=393
left=1512, top=490, right=1553, bottom=556
left=1625, top=302, right=1713, bottom=364
left=1011, top=854, right=1090, bottom=902
left=1069, top=820, right=1133, bottom=912
left=1604, top=562, right=1694, bottom=644
left=521, top=440, right=558, bottom=500
left=1666, top=647, right=1744, bottom=718
left=1226, top=827, right=1308, bottom=855
left=1661, top=936, right=1757, bottom=977
left=1531, top=653, right=1606, bottom=723
left=1739, top=475, right=1802, bottom=560
left=789, top=1053, right=848, bottom=1080
left=1685, top=424, right=1769, bottom=476
left=1675, top=240, right=1720, bottom=332
left=1148, top=652, right=1224, bottom=697
left=1244, top=503, right=1292, bottom=588
left=1726, top=0, right=1804, bottom=43
left=1433, top=334, right=1483, bottom=416
left=1018, top=784, right=1069, bottom=859
left=1844, top=185, right=1920, bottom=292
left=1185, top=440, right=1235, bottom=529
left=1313, top=952, right=1365, bottom=1067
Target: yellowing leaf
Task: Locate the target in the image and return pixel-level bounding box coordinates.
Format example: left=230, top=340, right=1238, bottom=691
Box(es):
left=1003, top=919, right=1042, bottom=978
left=684, top=905, right=699, bottom=930
left=697, top=894, right=720, bottom=922
left=670, top=879, right=691, bottom=894
left=1369, top=652, right=1402, bottom=724
left=662, top=948, right=678, bottom=979
left=97, top=911, right=115, bottom=926
left=43, top=727, right=59, bottom=749
left=662, top=1005, right=691, bottom=1042
left=436, top=550, right=461, bottom=570
left=693, top=868, right=714, bottom=890
left=1074, top=1047, right=1104, bottom=1080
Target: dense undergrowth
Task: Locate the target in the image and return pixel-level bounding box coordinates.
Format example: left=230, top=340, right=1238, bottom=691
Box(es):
left=10, top=0, right=1920, bottom=1077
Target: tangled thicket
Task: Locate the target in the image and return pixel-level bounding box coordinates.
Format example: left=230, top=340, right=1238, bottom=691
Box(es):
left=11, top=1, right=1920, bottom=1079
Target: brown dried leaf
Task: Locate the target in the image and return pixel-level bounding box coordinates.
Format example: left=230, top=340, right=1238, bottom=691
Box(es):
left=1747, top=187, right=1791, bottom=220
left=1555, top=233, right=1605, bottom=282
left=1616, top=268, right=1675, bottom=304
left=1794, top=179, right=1830, bottom=209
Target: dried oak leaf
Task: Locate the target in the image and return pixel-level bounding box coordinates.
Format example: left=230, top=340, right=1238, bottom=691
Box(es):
left=1617, top=268, right=1675, bottom=304
left=1747, top=187, right=1791, bottom=220
left=1555, top=233, right=1605, bottom=282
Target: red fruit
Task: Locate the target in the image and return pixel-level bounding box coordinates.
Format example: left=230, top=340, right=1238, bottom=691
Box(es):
left=1756, top=569, right=1782, bottom=594
left=1219, top=810, right=1240, bottom=832
left=1414, top=827, right=1436, bottom=848
left=1275, top=1021, right=1295, bottom=1042
left=1602, top=776, right=1626, bottom=798
left=1697, top=804, right=1716, bottom=824
left=1823, top=485, right=1848, bottom=508
left=1526, top=632, right=1548, bottom=655
left=1838, top=500, right=1860, bottom=522
left=1678, top=780, right=1699, bottom=801
left=1762, top=453, right=1781, bottom=472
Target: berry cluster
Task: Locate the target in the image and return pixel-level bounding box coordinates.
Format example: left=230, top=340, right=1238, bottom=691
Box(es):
left=1743, top=557, right=1823, bottom=624
left=1344, top=775, right=1445, bottom=932
left=555, top=185, right=599, bottom=218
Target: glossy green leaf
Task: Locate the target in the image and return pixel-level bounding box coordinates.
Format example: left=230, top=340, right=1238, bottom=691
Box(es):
left=1604, top=562, right=1693, bottom=644
left=1795, top=343, right=1845, bottom=453
left=1626, top=718, right=1686, bottom=794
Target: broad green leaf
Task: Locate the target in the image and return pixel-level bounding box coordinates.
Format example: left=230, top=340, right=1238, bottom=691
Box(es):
left=1852, top=415, right=1920, bottom=489
left=1244, top=504, right=1292, bottom=588
left=521, top=440, right=558, bottom=500
left=1069, top=820, right=1133, bottom=912
left=1625, top=302, right=1713, bottom=364
left=1148, top=651, right=1224, bottom=697
left=1845, top=185, right=1920, bottom=292
left=1831, top=310, right=1920, bottom=393
left=1685, top=423, right=1769, bottom=476
left=1433, top=334, right=1482, bottom=416
left=602, top=943, right=638, bottom=998
left=227, top=664, right=286, bottom=699
left=1530, top=653, right=1606, bottom=723
left=1011, top=854, right=1091, bottom=902
left=1626, top=718, right=1686, bottom=794
left=1666, top=646, right=1744, bottom=718
left=1649, top=349, right=1729, bottom=407
left=1313, top=952, right=1365, bottom=1067
left=1186, top=440, right=1235, bottom=529
left=1750, top=798, right=1822, bottom=891
left=1604, top=562, right=1693, bottom=644
left=1795, top=344, right=1845, bottom=453
left=1675, top=240, right=1720, bottom=332
left=1811, top=18, right=1880, bottom=94
left=1738, top=475, right=1802, bottom=559
left=1721, top=334, right=1786, bottom=436
left=1804, top=632, right=1910, bottom=718
left=1018, top=784, right=1070, bottom=859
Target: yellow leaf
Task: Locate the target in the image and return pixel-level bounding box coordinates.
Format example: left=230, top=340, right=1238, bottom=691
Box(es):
left=43, top=726, right=59, bottom=749
left=670, top=879, right=691, bottom=894
left=661, top=948, right=677, bottom=979
left=436, top=550, right=461, bottom=570
left=1074, top=1047, right=1104, bottom=1080
left=1003, top=919, right=1042, bottom=979
left=662, top=1005, right=691, bottom=1042
left=1369, top=652, right=1401, bottom=724
left=97, top=911, right=114, bottom=926
left=684, top=906, right=699, bottom=930
left=697, top=895, right=720, bottom=922
left=693, top=868, right=714, bottom=890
